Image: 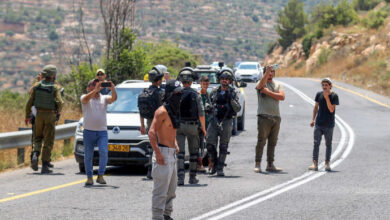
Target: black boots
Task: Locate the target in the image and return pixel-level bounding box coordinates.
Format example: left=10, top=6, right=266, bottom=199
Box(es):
left=30, top=151, right=39, bottom=171
left=41, top=162, right=53, bottom=174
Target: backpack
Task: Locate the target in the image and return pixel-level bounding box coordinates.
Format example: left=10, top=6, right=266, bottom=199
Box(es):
left=180, top=89, right=198, bottom=121
left=33, top=82, right=56, bottom=110
left=138, top=87, right=160, bottom=119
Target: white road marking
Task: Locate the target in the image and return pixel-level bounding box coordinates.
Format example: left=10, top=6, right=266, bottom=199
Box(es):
left=191, top=81, right=355, bottom=220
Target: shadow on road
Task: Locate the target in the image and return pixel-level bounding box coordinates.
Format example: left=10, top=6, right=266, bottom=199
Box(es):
left=28, top=172, right=65, bottom=176
left=84, top=185, right=120, bottom=189
left=75, top=165, right=148, bottom=176
left=208, top=175, right=242, bottom=179
left=260, top=171, right=288, bottom=175
left=178, top=184, right=208, bottom=187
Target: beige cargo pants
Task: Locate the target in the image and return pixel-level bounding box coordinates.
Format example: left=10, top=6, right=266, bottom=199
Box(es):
left=152, top=146, right=177, bottom=220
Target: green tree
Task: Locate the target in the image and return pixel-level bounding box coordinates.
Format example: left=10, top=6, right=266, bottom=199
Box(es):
left=276, top=0, right=308, bottom=49
left=49, top=30, right=59, bottom=41
left=353, top=0, right=380, bottom=11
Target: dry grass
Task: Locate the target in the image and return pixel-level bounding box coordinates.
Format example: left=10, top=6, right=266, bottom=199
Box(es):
left=0, top=104, right=81, bottom=172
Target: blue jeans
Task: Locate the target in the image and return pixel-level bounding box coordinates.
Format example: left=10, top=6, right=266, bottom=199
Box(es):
left=313, top=126, right=334, bottom=162
left=83, top=129, right=108, bottom=178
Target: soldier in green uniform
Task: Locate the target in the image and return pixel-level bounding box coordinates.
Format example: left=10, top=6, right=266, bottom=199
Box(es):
left=176, top=68, right=206, bottom=185
left=25, top=65, right=64, bottom=173
left=206, top=68, right=241, bottom=176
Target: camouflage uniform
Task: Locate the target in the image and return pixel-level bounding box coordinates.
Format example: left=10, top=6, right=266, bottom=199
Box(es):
left=25, top=65, right=63, bottom=173
left=206, top=74, right=241, bottom=176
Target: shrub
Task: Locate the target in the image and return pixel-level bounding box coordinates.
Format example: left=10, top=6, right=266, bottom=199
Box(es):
left=353, top=0, right=381, bottom=11
left=318, top=48, right=332, bottom=66
left=302, top=34, right=314, bottom=58
left=361, top=10, right=388, bottom=29
left=5, top=31, right=15, bottom=37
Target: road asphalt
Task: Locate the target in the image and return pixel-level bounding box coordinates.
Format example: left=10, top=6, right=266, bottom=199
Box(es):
left=0, top=78, right=389, bottom=220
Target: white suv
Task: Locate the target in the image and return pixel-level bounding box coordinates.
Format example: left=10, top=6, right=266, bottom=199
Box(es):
left=74, top=80, right=151, bottom=173
left=235, top=62, right=263, bottom=82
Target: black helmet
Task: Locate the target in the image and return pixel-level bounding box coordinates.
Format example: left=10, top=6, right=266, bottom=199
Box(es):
left=177, top=67, right=198, bottom=82
left=149, top=65, right=166, bottom=82
left=217, top=67, right=234, bottom=82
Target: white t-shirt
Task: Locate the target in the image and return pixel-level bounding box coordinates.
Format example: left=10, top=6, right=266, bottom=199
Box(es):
left=81, top=94, right=110, bottom=131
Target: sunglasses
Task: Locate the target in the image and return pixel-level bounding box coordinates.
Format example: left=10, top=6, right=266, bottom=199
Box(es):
left=96, top=73, right=105, bottom=76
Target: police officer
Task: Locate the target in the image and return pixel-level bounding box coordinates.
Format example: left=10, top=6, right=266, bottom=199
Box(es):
left=176, top=68, right=206, bottom=185
left=25, top=65, right=64, bottom=173
left=139, top=65, right=166, bottom=179
left=206, top=68, right=241, bottom=176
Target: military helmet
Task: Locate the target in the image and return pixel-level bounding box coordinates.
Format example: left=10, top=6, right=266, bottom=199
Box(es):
left=41, top=65, right=57, bottom=78
left=177, top=67, right=195, bottom=82
left=218, top=67, right=234, bottom=82
left=148, top=65, right=165, bottom=82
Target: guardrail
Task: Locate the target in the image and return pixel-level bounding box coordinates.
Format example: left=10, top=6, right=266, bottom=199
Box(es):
left=0, top=122, right=78, bottom=150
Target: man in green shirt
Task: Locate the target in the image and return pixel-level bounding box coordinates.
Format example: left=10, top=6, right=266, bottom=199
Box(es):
left=254, top=66, right=285, bottom=173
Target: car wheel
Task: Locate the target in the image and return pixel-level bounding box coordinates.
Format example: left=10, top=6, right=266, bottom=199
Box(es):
left=237, top=107, right=245, bottom=131
left=78, top=162, right=85, bottom=173
left=232, top=117, right=238, bottom=135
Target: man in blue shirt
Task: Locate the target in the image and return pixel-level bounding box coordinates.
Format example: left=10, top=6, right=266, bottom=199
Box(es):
left=309, top=78, right=339, bottom=172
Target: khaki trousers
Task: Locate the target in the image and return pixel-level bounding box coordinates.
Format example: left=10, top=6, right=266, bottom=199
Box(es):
left=255, top=115, right=281, bottom=163
left=33, top=111, right=56, bottom=162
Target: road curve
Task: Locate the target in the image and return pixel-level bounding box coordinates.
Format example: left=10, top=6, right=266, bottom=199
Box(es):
left=0, top=78, right=389, bottom=220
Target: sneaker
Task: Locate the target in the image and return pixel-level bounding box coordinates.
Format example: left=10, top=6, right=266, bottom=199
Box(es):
left=30, top=152, right=39, bottom=171
left=177, top=179, right=184, bottom=186
left=96, top=175, right=107, bottom=184
left=325, top=161, right=331, bottom=172
left=163, top=215, right=174, bottom=220
left=85, top=177, right=94, bottom=186
left=189, top=176, right=199, bottom=184
left=209, top=165, right=217, bottom=175
left=308, top=161, right=318, bottom=171
left=254, top=162, right=261, bottom=173
left=266, top=164, right=283, bottom=172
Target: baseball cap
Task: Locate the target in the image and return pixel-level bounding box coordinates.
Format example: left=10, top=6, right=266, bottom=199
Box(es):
left=96, top=69, right=105, bottom=75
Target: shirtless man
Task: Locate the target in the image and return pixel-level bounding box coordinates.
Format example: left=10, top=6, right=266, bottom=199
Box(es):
left=149, top=80, right=183, bottom=220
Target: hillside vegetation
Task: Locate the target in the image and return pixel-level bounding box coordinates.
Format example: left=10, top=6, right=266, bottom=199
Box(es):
left=265, top=0, right=390, bottom=97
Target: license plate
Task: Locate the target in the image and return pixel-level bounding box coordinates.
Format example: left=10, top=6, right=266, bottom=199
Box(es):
left=108, top=144, right=130, bottom=152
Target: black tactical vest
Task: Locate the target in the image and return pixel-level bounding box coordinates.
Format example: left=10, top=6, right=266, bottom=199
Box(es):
left=215, top=88, right=234, bottom=120
left=180, top=89, right=198, bottom=121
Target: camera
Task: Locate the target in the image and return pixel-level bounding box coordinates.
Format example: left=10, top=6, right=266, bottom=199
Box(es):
left=101, top=82, right=111, bottom=87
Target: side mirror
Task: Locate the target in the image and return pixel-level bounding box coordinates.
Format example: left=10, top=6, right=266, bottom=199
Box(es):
left=239, top=81, right=247, bottom=88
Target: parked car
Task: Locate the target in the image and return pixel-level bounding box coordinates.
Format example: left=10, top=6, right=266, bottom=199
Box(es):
left=192, top=65, right=247, bottom=134
left=74, top=80, right=151, bottom=173
left=235, top=61, right=263, bottom=82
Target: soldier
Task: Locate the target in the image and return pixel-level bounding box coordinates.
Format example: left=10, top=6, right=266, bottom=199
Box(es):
left=138, top=65, right=166, bottom=179
left=197, top=75, right=211, bottom=173
left=25, top=65, right=64, bottom=174
left=176, top=68, right=206, bottom=185
left=206, top=68, right=241, bottom=176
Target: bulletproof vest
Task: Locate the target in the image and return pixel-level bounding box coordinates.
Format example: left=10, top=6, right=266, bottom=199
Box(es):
left=180, top=88, right=198, bottom=121
left=33, top=81, right=56, bottom=110
left=138, top=86, right=161, bottom=119
left=215, top=88, right=234, bottom=120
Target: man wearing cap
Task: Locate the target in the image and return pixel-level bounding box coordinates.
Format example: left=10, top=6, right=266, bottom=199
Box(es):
left=176, top=68, right=206, bottom=185
left=139, top=65, right=166, bottom=179
left=149, top=79, right=182, bottom=220
left=96, top=69, right=111, bottom=95
left=25, top=65, right=64, bottom=173
left=309, top=78, right=339, bottom=172
left=206, top=68, right=241, bottom=176
left=254, top=65, right=285, bottom=173
left=81, top=79, right=117, bottom=186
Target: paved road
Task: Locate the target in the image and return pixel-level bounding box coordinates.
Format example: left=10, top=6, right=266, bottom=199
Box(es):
left=0, top=78, right=389, bottom=220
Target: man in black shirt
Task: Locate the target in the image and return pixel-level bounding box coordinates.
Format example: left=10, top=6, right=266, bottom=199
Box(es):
left=309, top=78, right=339, bottom=172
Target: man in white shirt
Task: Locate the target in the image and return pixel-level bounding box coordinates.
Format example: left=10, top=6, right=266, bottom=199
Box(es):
left=81, top=79, right=117, bottom=186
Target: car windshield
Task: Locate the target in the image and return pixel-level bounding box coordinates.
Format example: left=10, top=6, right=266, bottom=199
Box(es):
left=238, top=64, right=257, bottom=70
left=197, top=72, right=219, bottom=84
left=234, top=62, right=241, bottom=68
left=107, top=88, right=144, bottom=113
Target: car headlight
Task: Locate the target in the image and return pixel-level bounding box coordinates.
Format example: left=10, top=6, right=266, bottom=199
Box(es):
left=76, top=122, right=84, bottom=134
